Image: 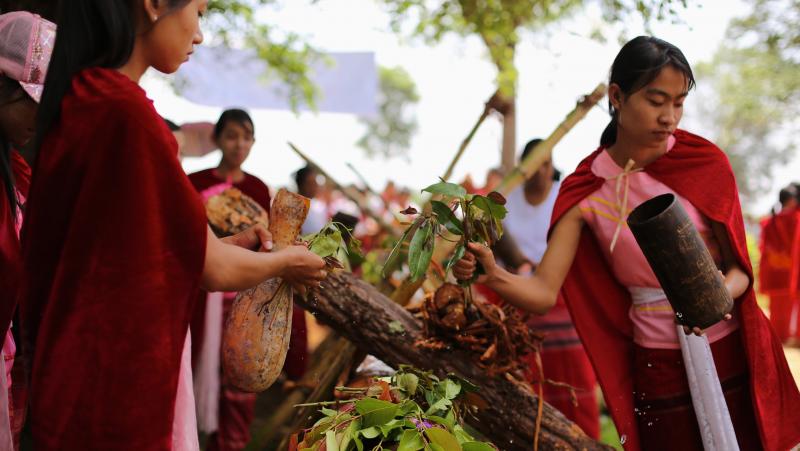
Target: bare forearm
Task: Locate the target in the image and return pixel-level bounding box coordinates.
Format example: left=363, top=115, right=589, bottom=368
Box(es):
left=724, top=265, right=750, bottom=299
left=484, top=269, right=558, bottom=315
left=203, top=232, right=286, bottom=292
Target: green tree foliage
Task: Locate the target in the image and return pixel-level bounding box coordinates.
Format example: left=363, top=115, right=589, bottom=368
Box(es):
left=378, top=0, right=690, bottom=168
left=0, top=0, right=320, bottom=110
left=357, top=66, right=421, bottom=160
left=205, top=0, right=319, bottom=110
left=695, top=0, right=799, bottom=201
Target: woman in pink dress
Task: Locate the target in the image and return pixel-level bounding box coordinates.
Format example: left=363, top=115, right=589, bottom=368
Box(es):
left=455, top=36, right=800, bottom=450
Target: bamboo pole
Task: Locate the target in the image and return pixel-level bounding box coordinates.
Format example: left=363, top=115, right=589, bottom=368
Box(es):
left=496, top=83, right=606, bottom=195
left=287, top=142, right=396, bottom=235
left=440, top=107, right=491, bottom=182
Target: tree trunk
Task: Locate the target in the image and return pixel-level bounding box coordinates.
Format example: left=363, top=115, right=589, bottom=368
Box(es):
left=500, top=96, right=517, bottom=173
left=296, top=272, right=613, bottom=451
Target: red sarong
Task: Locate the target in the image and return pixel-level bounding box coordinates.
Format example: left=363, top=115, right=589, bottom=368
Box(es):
left=633, top=331, right=761, bottom=450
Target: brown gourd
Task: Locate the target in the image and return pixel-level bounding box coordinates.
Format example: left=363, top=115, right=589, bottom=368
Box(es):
left=222, top=189, right=310, bottom=392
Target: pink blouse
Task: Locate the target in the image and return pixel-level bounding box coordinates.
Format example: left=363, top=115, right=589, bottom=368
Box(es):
left=578, top=138, right=739, bottom=349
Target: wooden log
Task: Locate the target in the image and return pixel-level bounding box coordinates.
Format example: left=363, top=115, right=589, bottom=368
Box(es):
left=296, top=272, right=613, bottom=451
left=627, top=193, right=733, bottom=328
left=246, top=334, right=357, bottom=450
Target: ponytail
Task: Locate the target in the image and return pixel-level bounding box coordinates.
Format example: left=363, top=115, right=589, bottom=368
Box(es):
left=600, top=118, right=618, bottom=147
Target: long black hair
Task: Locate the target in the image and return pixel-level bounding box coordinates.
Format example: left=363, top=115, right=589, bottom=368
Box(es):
left=600, top=36, right=696, bottom=147
left=33, top=0, right=191, bottom=160
left=0, top=75, right=27, bottom=219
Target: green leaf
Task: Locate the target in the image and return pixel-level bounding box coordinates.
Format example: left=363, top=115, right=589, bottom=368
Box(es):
left=359, top=426, right=381, bottom=439
left=471, top=195, right=507, bottom=220
left=431, top=200, right=463, bottom=235
left=398, top=429, right=425, bottom=451
left=326, top=430, right=339, bottom=451
left=355, top=398, right=399, bottom=428
left=438, top=379, right=461, bottom=400
left=398, top=399, right=421, bottom=416
left=340, top=420, right=361, bottom=451
left=354, top=435, right=364, bottom=451
left=422, top=181, right=467, bottom=199
left=427, top=444, right=446, bottom=451
left=425, top=396, right=452, bottom=415
left=445, top=243, right=466, bottom=274
left=427, top=415, right=455, bottom=430
left=309, top=235, right=341, bottom=258
left=446, top=375, right=480, bottom=393
left=408, top=220, right=434, bottom=281
left=425, top=429, right=462, bottom=451
left=461, top=443, right=495, bottom=451
left=396, top=373, right=419, bottom=396
left=382, top=217, right=421, bottom=277
left=452, top=425, right=474, bottom=444
left=321, top=407, right=338, bottom=417
left=379, top=418, right=404, bottom=436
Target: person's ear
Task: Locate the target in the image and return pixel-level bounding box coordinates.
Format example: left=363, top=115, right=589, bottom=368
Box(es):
left=142, top=0, right=168, bottom=23
left=608, top=83, right=624, bottom=110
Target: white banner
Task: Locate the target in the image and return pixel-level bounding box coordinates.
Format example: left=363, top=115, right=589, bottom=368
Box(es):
left=175, top=46, right=378, bottom=117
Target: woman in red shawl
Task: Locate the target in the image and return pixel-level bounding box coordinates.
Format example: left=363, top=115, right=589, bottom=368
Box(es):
left=759, top=186, right=800, bottom=345
left=455, top=36, right=800, bottom=451
left=19, top=1, right=326, bottom=450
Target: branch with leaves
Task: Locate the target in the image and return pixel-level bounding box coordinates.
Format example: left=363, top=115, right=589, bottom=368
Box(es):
left=290, top=366, right=497, bottom=451
left=384, top=181, right=507, bottom=284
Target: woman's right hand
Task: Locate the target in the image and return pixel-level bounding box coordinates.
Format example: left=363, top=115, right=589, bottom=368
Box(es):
left=452, top=242, right=500, bottom=284
left=276, top=245, right=327, bottom=292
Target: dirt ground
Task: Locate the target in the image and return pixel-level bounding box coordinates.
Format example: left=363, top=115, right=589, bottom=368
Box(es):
left=785, top=345, right=800, bottom=384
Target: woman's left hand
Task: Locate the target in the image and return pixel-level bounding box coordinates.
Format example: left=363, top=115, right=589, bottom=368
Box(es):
left=682, top=313, right=732, bottom=337
left=683, top=269, right=733, bottom=336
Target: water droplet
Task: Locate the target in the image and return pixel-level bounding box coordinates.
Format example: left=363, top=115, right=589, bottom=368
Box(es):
left=647, top=362, right=653, bottom=368
left=620, top=435, right=627, bottom=445
left=647, top=421, right=653, bottom=427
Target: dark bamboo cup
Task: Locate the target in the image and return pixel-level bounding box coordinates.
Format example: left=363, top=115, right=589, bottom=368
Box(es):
left=627, top=193, right=733, bottom=329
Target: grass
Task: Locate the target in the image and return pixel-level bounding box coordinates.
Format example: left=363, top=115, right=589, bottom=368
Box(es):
left=599, top=414, right=623, bottom=450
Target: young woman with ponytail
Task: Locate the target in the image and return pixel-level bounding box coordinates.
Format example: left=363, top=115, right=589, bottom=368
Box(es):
left=454, top=36, right=800, bottom=450
left=19, top=1, right=326, bottom=449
